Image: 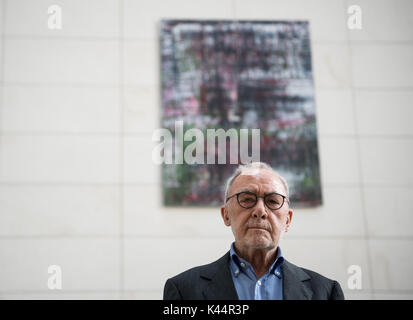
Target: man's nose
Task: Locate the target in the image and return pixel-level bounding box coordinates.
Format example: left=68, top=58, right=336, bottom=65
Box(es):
left=252, top=197, right=268, bottom=219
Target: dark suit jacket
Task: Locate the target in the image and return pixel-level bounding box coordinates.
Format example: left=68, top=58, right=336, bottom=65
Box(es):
left=163, top=251, right=345, bottom=300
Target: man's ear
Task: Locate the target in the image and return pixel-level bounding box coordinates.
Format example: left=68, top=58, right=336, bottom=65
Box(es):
left=285, top=209, right=293, bottom=232
left=221, top=205, right=231, bottom=226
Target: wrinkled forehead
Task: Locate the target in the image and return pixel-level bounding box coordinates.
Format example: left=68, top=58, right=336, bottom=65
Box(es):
left=231, top=168, right=287, bottom=195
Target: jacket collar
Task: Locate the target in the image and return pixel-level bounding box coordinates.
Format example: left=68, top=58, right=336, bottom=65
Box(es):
left=200, top=252, right=239, bottom=300
left=200, top=251, right=313, bottom=300
left=281, top=259, right=313, bottom=300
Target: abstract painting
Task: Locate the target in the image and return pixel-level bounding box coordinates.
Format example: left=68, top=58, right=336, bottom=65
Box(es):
left=160, top=20, right=322, bottom=207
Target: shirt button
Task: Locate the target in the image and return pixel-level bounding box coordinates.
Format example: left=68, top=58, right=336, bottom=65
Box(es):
left=276, top=271, right=281, bottom=277
left=234, top=269, right=239, bottom=276
left=257, top=280, right=262, bottom=286
left=240, top=263, right=245, bottom=268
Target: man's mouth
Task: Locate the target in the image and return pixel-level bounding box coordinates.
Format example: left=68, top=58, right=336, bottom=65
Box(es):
left=248, top=226, right=268, bottom=231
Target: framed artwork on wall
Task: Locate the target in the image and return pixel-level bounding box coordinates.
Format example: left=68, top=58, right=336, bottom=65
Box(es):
left=160, top=20, right=322, bottom=207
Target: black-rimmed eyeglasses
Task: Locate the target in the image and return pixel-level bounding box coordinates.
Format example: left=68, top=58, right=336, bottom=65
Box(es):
left=226, top=191, right=289, bottom=210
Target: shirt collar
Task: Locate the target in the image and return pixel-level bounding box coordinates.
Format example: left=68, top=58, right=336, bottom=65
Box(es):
left=229, top=242, right=284, bottom=275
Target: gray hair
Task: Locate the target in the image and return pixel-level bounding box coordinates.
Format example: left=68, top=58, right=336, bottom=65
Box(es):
left=224, top=162, right=289, bottom=202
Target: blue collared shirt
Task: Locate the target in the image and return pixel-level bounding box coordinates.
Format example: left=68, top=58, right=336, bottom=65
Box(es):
left=229, top=242, right=284, bottom=300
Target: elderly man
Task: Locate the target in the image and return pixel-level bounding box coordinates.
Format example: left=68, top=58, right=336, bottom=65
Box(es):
left=163, top=162, right=344, bottom=300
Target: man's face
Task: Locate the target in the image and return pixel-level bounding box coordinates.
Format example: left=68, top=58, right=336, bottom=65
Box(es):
left=221, top=168, right=293, bottom=251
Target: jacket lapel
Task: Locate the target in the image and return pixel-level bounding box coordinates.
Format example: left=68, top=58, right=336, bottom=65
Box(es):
left=199, top=253, right=313, bottom=300
left=282, top=260, right=313, bottom=300
left=201, top=252, right=239, bottom=300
